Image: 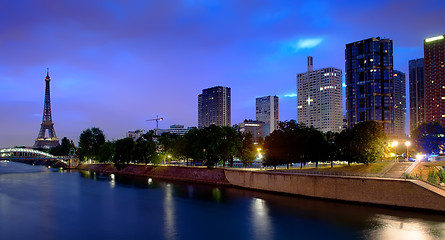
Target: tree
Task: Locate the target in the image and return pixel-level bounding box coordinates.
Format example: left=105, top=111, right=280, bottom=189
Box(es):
left=263, top=120, right=328, bottom=168
left=157, top=132, right=181, bottom=162
left=345, top=121, right=386, bottom=165
left=133, top=131, right=157, bottom=164
left=237, top=132, right=256, bottom=167
left=50, top=137, right=75, bottom=156
left=412, top=122, right=445, bottom=154
left=78, top=127, right=106, bottom=161
left=113, top=137, right=135, bottom=164
left=98, top=141, right=115, bottom=163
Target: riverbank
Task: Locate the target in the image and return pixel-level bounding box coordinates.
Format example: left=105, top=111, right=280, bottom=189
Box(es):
left=77, top=164, right=230, bottom=185
left=76, top=163, right=445, bottom=212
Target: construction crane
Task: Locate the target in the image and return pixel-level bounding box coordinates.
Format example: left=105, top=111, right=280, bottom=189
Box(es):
left=146, top=115, right=163, bottom=136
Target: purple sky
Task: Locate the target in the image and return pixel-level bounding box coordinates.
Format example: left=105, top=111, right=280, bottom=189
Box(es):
left=1, top=0, right=444, bottom=148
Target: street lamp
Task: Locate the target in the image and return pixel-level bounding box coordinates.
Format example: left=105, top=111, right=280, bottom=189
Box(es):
left=392, top=141, right=399, bottom=162
left=405, top=141, right=411, bottom=161
left=257, top=148, right=262, bottom=159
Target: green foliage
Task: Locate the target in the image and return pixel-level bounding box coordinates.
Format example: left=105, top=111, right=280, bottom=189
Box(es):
left=336, top=121, right=386, bottom=165
left=177, top=125, right=242, bottom=167
left=437, top=169, right=445, bottom=183
left=404, top=173, right=416, bottom=179
left=237, top=132, right=256, bottom=167
left=427, top=170, right=438, bottom=184
left=113, top=138, right=134, bottom=164
left=49, top=137, right=76, bottom=156
left=157, top=132, right=181, bottom=160
left=133, top=131, right=157, bottom=164
left=78, top=127, right=106, bottom=161
left=263, top=120, right=328, bottom=167
left=98, top=141, right=115, bottom=163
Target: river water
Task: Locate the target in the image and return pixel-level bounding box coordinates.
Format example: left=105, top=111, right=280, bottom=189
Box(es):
left=0, top=161, right=444, bottom=240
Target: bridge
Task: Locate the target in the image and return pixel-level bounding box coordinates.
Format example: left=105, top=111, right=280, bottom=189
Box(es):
left=0, top=148, right=77, bottom=168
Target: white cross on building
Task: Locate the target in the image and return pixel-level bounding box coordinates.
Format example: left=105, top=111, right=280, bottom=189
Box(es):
left=307, top=96, right=313, bottom=105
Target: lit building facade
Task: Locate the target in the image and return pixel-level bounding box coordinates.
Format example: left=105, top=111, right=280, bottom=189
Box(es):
left=297, top=56, right=343, bottom=133
left=256, top=96, right=279, bottom=135
left=408, top=58, right=425, bottom=134
left=239, top=120, right=264, bottom=143
left=345, top=37, right=397, bottom=136
left=157, top=125, right=192, bottom=136
left=126, top=130, right=143, bottom=141
left=424, top=35, right=445, bottom=125
left=394, top=70, right=406, bottom=137
left=198, top=86, right=231, bottom=128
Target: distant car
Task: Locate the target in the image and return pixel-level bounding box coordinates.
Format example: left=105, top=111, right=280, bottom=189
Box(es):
left=408, top=158, right=415, bottom=162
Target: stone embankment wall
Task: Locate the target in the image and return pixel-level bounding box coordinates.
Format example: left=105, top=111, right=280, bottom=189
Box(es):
left=75, top=164, right=445, bottom=212
left=77, top=164, right=230, bottom=185
left=224, top=169, right=445, bottom=212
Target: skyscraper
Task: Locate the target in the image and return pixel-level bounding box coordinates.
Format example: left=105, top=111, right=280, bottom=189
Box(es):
left=345, top=37, right=398, bottom=136
left=394, top=70, right=406, bottom=137
left=198, top=86, right=231, bottom=128
left=297, top=57, right=343, bottom=133
left=409, top=58, right=425, bottom=134
left=256, top=96, right=279, bottom=135
left=424, top=34, right=445, bottom=125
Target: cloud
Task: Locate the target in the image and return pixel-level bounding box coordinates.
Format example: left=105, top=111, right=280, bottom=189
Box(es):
left=283, top=93, right=297, bottom=98
left=280, top=37, right=324, bottom=55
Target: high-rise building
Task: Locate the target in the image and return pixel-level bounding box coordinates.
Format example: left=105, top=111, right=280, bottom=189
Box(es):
left=424, top=34, right=445, bottom=125
left=198, top=86, right=231, bottom=128
left=409, top=58, right=425, bottom=134
left=297, top=56, right=343, bottom=133
left=345, top=37, right=398, bottom=136
left=394, top=70, right=406, bottom=137
left=256, top=96, right=279, bottom=135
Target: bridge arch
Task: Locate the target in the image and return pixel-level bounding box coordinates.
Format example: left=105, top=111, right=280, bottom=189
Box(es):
left=0, top=148, right=56, bottom=158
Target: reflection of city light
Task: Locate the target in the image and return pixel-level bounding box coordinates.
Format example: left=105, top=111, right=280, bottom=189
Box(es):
left=212, top=188, right=222, bottom=202
left=164, top=183, right=176, bottom=240
left=370, top=215, right=438, bottom=240
left=251, top=198, right=272, bottom=239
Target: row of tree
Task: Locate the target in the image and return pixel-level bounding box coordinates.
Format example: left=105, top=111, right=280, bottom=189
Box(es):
left=262, top=120, right=386, bottom=168
left=55, top=121, right=445, bottom=168
left=75, top=125, right=257, bottom=167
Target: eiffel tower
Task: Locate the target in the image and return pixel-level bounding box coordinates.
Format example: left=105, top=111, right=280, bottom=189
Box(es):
left=34, top=69, right=60, bottom=149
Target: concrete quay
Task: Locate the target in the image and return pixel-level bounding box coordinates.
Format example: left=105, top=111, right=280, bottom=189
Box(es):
left=75, top=164, right=445, bottom=212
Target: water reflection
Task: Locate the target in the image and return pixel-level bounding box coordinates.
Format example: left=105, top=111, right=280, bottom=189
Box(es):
left=2, top=162, right=444, bottom=240
left=164, top=183, right=176, bottom=240
left=250, top=198, right=273, bottom=240
left=364, top=214, right=445, bottom=240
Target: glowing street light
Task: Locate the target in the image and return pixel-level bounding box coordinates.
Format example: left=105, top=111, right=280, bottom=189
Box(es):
left=405, top=141, right=411, bottom=161
left=257, top=148, right=263, bottom=159
left=392, top=141, right=399, bottom=162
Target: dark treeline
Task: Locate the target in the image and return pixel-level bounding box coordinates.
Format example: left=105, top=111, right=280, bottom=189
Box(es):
left=52, top=121, right=445, bottom=169
left=75, top=125, right=257, bottom=168
left=263, top=120, right=387, bottom=169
